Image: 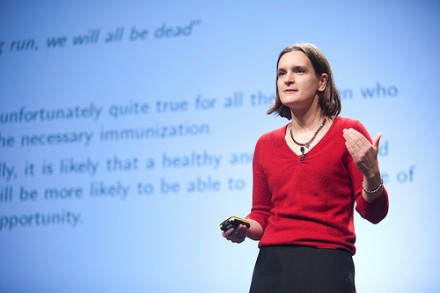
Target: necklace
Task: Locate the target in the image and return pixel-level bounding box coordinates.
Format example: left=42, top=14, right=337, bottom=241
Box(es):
left=289, top=118, right=327, bottom=149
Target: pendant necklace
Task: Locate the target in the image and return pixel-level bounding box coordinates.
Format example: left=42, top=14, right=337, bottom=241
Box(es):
left=289, top=118, right=327, bottom=159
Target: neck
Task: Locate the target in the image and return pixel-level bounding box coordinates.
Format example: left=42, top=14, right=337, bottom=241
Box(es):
left=289, top=96, right=324, bottom=126
left=289, top=95, right=322, bottom=126
left=290, top=111, right=325, bottom=132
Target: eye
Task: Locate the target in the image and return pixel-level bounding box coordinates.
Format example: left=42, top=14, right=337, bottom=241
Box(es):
left=294, top=67, right=305, bottom=73
left=277, top=70, right=286, bottom=77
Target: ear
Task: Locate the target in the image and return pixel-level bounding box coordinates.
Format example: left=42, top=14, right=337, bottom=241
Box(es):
left=318, top=73, right=328, bottom=92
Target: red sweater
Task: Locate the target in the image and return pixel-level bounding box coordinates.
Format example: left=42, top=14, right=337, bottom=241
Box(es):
left=247, top=117, right=389, bottom=255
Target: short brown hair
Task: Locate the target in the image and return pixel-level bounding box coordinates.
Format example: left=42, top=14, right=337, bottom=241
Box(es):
left=267, top=43, right=341, bottom=119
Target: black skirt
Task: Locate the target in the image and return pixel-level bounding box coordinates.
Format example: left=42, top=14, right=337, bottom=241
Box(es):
left=249, top=246, right=356, bottom=293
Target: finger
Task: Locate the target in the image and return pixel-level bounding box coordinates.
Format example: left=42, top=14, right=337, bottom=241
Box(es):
left=232, top=225, right=246, bottom=243
left=343, top=129, right=361, bottom=155
left=344, top=128, right=369, bottom=145
left=372, top=133, right=382, bottom=150
left=344, top=128, right=373, bottom=154
left=222, top=227, right=235, bottom=238
left=343, top=129, right=361, bottom=150
left=236, top=224, right=247, bottom=238
left=343, top=128, right=361, bottom=140
left=342, top=128, right=353, bottom=141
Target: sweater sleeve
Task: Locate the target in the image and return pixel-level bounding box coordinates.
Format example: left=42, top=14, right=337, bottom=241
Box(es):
left=246, top=138, right=272, bottom=231
left=356, top=189, right=389, bottom=224
left=349, top=120, right=389, bottom=224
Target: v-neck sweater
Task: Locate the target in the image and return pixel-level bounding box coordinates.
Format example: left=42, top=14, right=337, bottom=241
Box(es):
left=247, top=116, right=389, bottom=255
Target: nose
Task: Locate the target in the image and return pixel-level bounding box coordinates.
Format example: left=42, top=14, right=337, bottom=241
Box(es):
left=283, top=72, right=294, bottom=85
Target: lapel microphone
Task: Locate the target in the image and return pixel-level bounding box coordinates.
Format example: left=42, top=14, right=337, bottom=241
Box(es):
left=300, top=146, right=306, bottom=160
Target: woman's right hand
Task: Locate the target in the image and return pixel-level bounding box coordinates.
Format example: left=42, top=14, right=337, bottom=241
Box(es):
left=222, top=224, right=248, bottom=243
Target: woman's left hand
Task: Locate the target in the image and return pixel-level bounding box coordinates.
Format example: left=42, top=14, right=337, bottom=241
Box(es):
left=343, top=128, right=382, bottom=178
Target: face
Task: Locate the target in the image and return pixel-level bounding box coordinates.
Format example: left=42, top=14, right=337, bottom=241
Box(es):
left=277, top=50, right=327, bottom=111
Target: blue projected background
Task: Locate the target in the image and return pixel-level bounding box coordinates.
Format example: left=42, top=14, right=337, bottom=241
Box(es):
left=1, top=1, right=440, bottom=292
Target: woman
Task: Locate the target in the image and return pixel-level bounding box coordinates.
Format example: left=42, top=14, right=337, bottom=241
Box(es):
left=222, top=43, right=389, bottom=292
